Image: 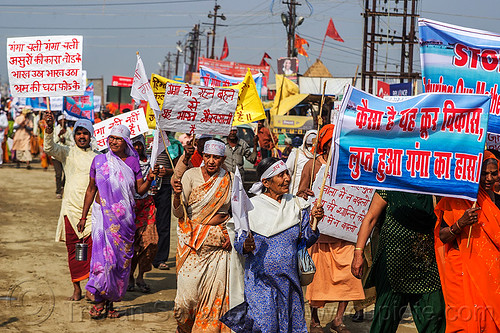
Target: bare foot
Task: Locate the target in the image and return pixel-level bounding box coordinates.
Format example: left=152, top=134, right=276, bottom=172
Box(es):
left=85, top=290, right=95, bottom=302
left=68, top=292, right=83, bottom=301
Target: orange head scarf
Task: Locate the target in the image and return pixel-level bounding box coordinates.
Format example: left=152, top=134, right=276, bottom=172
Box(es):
left=483, top=150, right=499, bottom=164
left=317, top=124, right=335, bottom=155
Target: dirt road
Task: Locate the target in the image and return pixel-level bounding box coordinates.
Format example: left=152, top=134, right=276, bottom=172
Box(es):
left=0, top=163, right=417, bottom=332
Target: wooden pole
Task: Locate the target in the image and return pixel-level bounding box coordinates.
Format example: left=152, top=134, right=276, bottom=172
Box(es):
left=352, top=65, right=359, bottom=86
left=311, top=138, right=334, bottom=231
left=309, top=81, right=327, bottom=189
left=467, top=201, right=477, bottom=248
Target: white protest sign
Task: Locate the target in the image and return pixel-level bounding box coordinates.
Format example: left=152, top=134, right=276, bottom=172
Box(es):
left=487, top=132, right=500, bottom=151
left=7, top=35, right=84, bottom=98
left=157, top=83, right=238, bottom=135
left=93, top=95, right=102, bottom=113
left=93, top=108, right=148, bottom=151
left=50, top=96, right=63, bottom=111
left=310, top=165, right=375, bottom=243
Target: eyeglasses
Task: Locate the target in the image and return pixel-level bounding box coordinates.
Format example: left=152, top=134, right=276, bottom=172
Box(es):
left=108, top=136, right=124, bottom=142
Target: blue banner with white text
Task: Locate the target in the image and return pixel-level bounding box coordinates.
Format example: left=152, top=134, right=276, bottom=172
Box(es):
left=330, top=85, right=491, bottom=201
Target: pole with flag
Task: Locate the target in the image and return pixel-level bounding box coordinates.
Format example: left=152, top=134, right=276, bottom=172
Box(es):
left=295, top=34, right=309, bottom=57
left=220, top=37, right=229, bottom=61
left=131, top=52, right=172, bottom=168
left=319, top=18, right=344, bottom=59
left=260, top=52, right=272, bottom=66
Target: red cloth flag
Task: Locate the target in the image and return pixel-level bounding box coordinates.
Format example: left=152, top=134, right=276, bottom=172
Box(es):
left=326, top=18, right=344, bottom=42
left=295, top=34, right=309, bottom=57
left=220, top=37, right=229, bottom=61
left=260, top=52, right=272, bottom=66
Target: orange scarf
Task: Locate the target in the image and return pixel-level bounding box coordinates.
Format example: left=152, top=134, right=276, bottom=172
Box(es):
left=176, top=170, right=231, bottom=272
left=434, top=187, right=500, bottom=331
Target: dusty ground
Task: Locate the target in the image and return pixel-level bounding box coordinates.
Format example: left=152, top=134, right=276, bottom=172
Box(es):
left=0, top=163, right=417, bottom=332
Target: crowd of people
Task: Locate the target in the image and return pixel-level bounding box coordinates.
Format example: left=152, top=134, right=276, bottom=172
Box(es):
left=2, top=100, right=499, bottom=333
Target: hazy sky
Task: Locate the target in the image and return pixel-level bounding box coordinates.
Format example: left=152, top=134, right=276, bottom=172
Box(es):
left=1, top=0, right=499, bottom=91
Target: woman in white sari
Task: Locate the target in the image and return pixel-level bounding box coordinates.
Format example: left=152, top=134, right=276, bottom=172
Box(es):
left=172, top=139, right=233, bottom=333
left=221, top=157, right=324, bottom=333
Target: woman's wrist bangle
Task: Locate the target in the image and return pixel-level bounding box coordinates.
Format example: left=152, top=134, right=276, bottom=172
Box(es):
left=454, top=222, right=462, bottom=232
left=354, top=247, right=364, bottom=251
left=449, top=226, right=457, bottom=236
left=80, top=217, right=87, bottom=221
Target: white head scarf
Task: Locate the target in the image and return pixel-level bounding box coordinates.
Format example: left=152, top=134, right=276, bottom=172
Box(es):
left=249, top=160, right=288, bottom=195
left=203, top=139, right=226, bottom=156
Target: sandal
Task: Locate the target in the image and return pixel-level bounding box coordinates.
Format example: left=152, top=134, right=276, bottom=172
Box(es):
left=136, top=281, right=151, bottom=293
left=107, top=309, right=120, bottom=319
left=89, top=304, right=105, bottom=319
left=310, top=322, right=324, bottom=333
left=330, top=323, right=350, bottom=333
left=157, top=262, right=169, bottom=270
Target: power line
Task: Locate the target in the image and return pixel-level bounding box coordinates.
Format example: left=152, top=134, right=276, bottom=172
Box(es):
left=0, top=0, right=211, bottom=7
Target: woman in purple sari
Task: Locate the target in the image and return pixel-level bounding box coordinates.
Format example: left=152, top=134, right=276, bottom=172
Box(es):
left=78, top=125, right=158, bottom=319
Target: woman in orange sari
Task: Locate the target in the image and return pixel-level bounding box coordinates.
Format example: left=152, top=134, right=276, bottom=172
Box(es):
left=172, top=139, right=233, bottom=333
left=434, top=150, right=500, bottom=332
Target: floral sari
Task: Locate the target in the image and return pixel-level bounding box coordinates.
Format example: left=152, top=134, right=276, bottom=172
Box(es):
left=174, top=168, right=232, bottom=333
left=86, top=140, right=138, bottom=303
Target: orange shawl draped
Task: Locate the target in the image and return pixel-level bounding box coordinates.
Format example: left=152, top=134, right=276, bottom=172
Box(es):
left=176, top=170, right=231, bottom=273
left=434, top=187, right=500, bottom=332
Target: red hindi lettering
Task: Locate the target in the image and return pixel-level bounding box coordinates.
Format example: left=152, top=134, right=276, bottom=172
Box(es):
left=398, top=108, right=418, bottom=132
left=441, top=100, right=484, bottom=141
left=433, top=151, right=453, bottom=180
left=183, top=85, right=193, bottom=97
left=386, top=106, right=397, bottom=130
left=454, top=152, right=482, bottom=183
left=420, top=107, right=439, bottom=140
left=355, top=99, right=384, bottom=130
left=187, top=97, right=200, bottom=113
left=166, top=84, right=181, bottom=96
left=161, top=109, right=172, bottom=120
left=405, top=145, right=432, bottom=178
left=198, top=87, right=215, bottom=99
left=348, top=146, right=375, bottom=180
left=376, top=148, right=404, bottom=182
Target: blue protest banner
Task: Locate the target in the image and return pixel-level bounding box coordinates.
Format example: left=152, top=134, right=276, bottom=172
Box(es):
left=330, top=85, right=491, bottom=201
left=200, top=66, right=263, bottom=97
left=419, top=18, right=500, bottom=134
left=64, top=83, right=94, bottom=122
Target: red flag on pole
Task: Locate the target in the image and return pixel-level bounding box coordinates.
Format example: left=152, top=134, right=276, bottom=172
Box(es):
left=295, top=34, right=309, bottom=57
left=325, top=18, right=344, bottom=42
left=220, top=37, right=229, bottom=61
left=260, top=52, right=272, bottom=66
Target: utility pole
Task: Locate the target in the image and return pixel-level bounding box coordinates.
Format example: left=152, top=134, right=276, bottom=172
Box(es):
left=360, top=0, right=420, bottom=94
left=188, top=24, right=200, bottom=72
left=175, top=40, right=182, bottom=76
left=281, top=0, right=303, bottom=57
left=166, top=52, right=172, bottom=79
left=208, top=0, right=226, bottom=59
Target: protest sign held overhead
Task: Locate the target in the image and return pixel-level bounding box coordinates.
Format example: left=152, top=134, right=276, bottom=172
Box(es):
left=419, top=19, right=500, bottom=134
left=146, top=74, right=185, bottom=129
left=7, top=35, right=84, bottom=97
left=93, top=108, right=148, bottom=150
left=310, top=165, right=374, bottom=243
left=158, top=83, right=238, bottom=136
left=331, top=85, right=491, bottom=201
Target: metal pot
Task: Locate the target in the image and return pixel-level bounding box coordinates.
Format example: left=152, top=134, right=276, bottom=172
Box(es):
left=75, top=243, right=88, bottom=261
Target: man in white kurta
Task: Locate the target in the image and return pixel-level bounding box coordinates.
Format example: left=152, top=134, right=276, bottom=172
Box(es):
left=44, top=114, right=98, bottom=301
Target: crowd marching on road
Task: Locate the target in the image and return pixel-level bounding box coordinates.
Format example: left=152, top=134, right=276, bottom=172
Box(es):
left=0, top=95, right=499, bottom=333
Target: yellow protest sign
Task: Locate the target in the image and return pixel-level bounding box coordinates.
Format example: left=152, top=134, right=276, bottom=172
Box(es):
left=146, top=74, right=186, bottom=129
left=230, top=69, right=266, bottom=126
